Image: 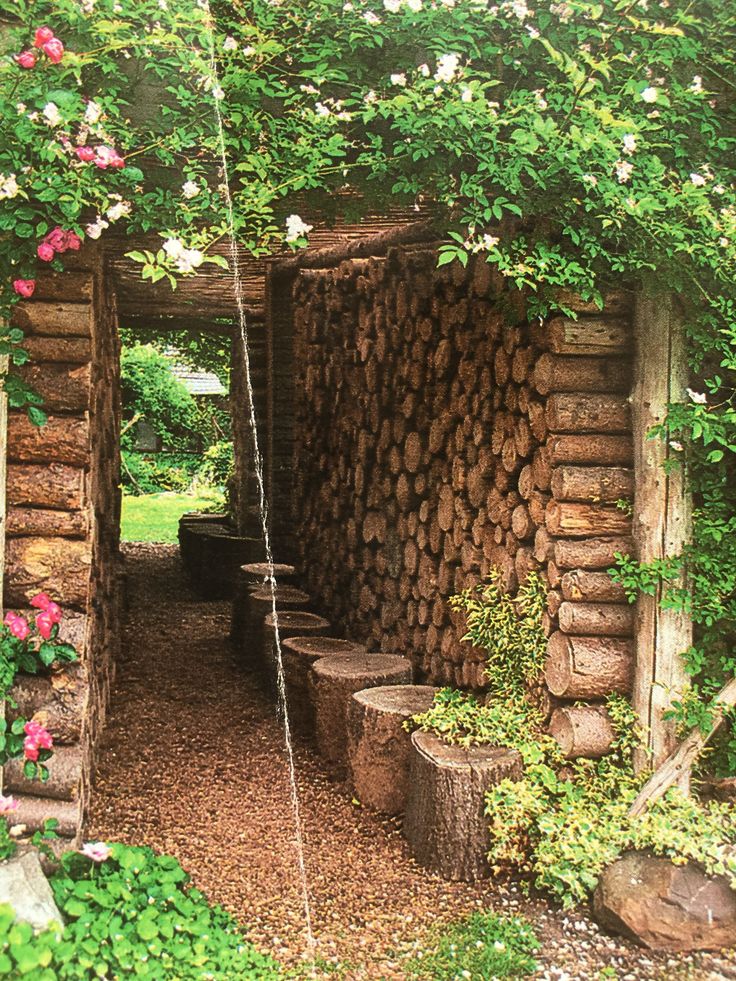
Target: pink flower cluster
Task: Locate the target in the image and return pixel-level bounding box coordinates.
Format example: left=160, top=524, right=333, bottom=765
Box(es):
left=3, top=593, right=63, bottom=642
left=15, top=27, right=65, bottom=69
left=0, top=795, right=19, bottom=816
left=31, top=591, right=63, bottom=639
left=12, top=279, right=36, bottom=298
left=37, top=226, right=82, bottom=263
left=75, top=144, right=125, bottom=170
left=23, top=720, right=53, bottom=762
left=81, top=841, right=111, bottom=863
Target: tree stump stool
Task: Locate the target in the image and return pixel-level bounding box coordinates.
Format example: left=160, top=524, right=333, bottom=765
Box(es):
left=346, top=685, right=438, bottom=815
left=262, top=611, right=331, bottom=696
left=282, top=637, right=367, bottom=739
left=403, top=731, right=523, bottom=881
left=198, top=533, right=266, bottom=600
left=310, top=654, right=413, bottom=777
left=178, top=512, right=229, bottom=577
left=236, top=586, right=310, bottom=671
left=230, top=562, right=297, bottom=643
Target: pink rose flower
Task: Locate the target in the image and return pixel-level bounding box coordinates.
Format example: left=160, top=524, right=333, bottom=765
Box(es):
left=81, top=841, right=111, bottom=863
left=12, top=279, right=36, bottom=298
left=44, top=227, right=67, bottom=252
left=46, top=602, right=62, bottom=624
left=15, top=51, right=36, bottom=69
left=33, top=27, right=55, bottom=48
left=30, top=592, right=52, bottom=610
left=23, top=740, right=39, bottom=762
left=37, top=242, right=55, bottom=262
left=94, top=146, right=124, bottom=170
left=64, top=231, right=81, bottom=251
left=42, top=38, right=64, bottom=64
left=8, top=617, right=30, bottom=641
left=35, top=611, right=54, bottom=640
left=0, top=795, right=19, bottom=815
left=4, top=612, right=19, bottom=628
left=75, top=146, right=95, bottom=162
left=23, top=720, right=53, bottom=762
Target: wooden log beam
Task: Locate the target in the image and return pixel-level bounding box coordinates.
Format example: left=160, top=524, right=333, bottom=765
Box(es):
left=549, top=705, right=615, bottom=758
left=561, top=569, right=627, bottom=603
left=548, top=434, right=633, bottom=467
left=558, top=600, right=635, bottom=636
left=554, top=536, right=633, bottom=570
left=546, top=317, right=633, bottom=357
left=551, top=466, right=634, bottom=504
left=546, top=500, right=631, bottom=538
left=545, top=630, right=634, bottom=699
left=631, top=294, right=693, bottom=775
left=533, top=353, right=631, bottom=396
left=546, top=394, right=631, bottom=434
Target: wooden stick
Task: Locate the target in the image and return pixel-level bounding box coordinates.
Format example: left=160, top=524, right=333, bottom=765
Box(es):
left=628, top=676, right=736, bottom=818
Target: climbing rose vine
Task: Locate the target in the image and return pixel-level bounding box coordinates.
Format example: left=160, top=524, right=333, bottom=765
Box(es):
left=0, top=0, right=735, bottom=762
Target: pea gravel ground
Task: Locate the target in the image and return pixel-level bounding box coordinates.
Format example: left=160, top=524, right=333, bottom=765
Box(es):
left=88, top=544, right=736, bottom=980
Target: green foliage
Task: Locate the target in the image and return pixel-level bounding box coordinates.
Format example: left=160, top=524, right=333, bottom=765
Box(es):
left=0, top=843, right=281, bottom=979
left=121, top=345, right=199, bottom=452
left=199, top=440, right=234, bottom=488
left=403, top=911, right=539, bottom=979
left=121, top=451, right=202, bottom=496
left=119, top=326, right=232, bottom=384
left=449, top=570, right=547, bottom=700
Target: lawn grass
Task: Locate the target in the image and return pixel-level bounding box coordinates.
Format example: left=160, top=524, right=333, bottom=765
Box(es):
left=121, top=491, right=226, bottom=543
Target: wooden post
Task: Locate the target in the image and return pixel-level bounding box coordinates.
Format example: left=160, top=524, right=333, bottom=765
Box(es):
left=631, top=295, right=692, bottom=776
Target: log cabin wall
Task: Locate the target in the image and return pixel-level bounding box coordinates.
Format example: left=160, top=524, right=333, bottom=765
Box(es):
left=275, top=243, right=636, bottom=756
left=3, top=247, right=122, bottom=841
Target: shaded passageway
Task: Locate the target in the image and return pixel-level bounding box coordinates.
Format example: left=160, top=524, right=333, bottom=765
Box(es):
left=87, top=544, right=734, bottom=980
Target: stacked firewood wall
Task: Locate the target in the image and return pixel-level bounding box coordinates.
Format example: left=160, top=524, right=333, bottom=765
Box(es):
left=3, top=249, right=122, bottom=839
left=287, top=244, right=635, bottom=757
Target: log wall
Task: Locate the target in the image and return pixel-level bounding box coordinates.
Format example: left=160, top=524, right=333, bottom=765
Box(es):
left=271, top=244, right=637, bottom=756
left=3, top=249, right=122, bottom=840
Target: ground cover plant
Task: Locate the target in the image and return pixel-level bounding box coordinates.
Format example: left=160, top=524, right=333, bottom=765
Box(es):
left=412, top=573, right=736, bottom=907
left=0, top=842, right=282, bottom=979
left=403, top=910, right=540, bottom=979
left=121, top=490, right=225, bottom=543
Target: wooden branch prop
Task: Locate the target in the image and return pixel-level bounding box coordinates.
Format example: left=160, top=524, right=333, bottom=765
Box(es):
left=628, top=676, right=736, bottom=819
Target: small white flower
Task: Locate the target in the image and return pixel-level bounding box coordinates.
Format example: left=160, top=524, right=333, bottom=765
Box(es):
left=223, top=36, right=238, bottom=52
left=494, top=940, right=506, bottom=951
left=417, top=63, right=430, bottom=77
left=582, top=173, right=598, bottom=186
left=689, top=75, right=703, bottom=94
left=690, top=172, right=707, bottom=187
left=243, top=46, right=256, bottom=57
left=435, top=52, right=460, bottom=83
left=85, top=217, right=109, bottom=240
left=84, top=101, right=102, bottom=125
left=0, top=174, right=20, bottom=200
left=182, top=180, right=200, bottom=199
left=363, top=10, right=380, bottom=23
left=527, top=25, right=540, bottom=38
left=212, top=85, right=225, bottom=100
left=390, top=72, right=407, bottom=87
left=686, top=388, right=707, bottom=404
left=314, top=101, right=331, bottom=117
left=285, top=214, right=313, bottom=242
left=622, top=133, right=637, bottom=155
left=511, top=0, right=529, bottom=19
left=163, top=238, right=185, bottom=260
left=533, top=88, right=547, bottom=110
left=482, top=233, right=499, bottom=249
left=43, top=102, right=62, bottom=127
left=407, top=0, right=423, bottom=10
left=640, top=86, right=658, bottom=103
left=669, top=440, right=684, bottom=452
left=383, top=0, right=401, bottom=10
left=461, top=87, right=473, bottom=103
left=175, top=248, right=204, bottom=274
left=615, top=159, right=633, bottom=183
left=720, top=236, right=730, bottom=248
left=106, top=200, right=131, bottom=222
left=714, top=184, right=726, bottom=195
left=364, top=90, right=377, bottom=104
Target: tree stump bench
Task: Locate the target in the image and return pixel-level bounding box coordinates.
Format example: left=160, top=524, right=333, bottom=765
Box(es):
left=230, top=562, right=298, bottom=643
left=310, top=653, right=413, bottom=777
left=262, top=611, right=331, bottom=696
left=403, top=731, right=523, bottom=881
left=347, top=685, right=438, bottom=815
left=282, top=637, right=367, bottom=739
left=235, top=585, right=310, bottom=670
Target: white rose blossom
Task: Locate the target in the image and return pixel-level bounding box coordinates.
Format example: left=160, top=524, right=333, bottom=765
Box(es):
left=285, top=214, right=313, bottom=242
left=182, top=180, right=201, bottom=199
left=434, top=53, right=460, bottom=84
left=390, top=72, right=407, bottom=87
left=223, top=36, right=238, bottom=52
left=43, top=102, right=62, bottom=127
left=615, top=160, right=633, bottom=183
left=0, top=174, right=20, bottom=200
left=622, top=133, right=637, bottom=155
left=640, top=86, right=658, bottom=103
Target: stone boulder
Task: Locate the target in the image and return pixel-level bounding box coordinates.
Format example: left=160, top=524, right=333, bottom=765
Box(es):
left=0, top=848, right=64, bottom=931
left=593, top=850, right=736, bottom=951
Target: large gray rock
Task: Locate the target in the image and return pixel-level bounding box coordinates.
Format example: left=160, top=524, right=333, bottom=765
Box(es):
left=0, top=849, right=64, bottom=932
left=593, top=850, right=736, bottom=951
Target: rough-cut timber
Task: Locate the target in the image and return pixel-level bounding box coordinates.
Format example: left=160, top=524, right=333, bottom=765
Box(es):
left=544, top=631, right=634, bottom=699
left=282, top=636, right=367, bottom=738
left=6, top=666, right=88, bottom=744
left=403, top=731, right=522, bottom=880
left=632, top=295, right=693, bottom=775
left=262, top=611, right=331, bottom=694
left=311, top=653, right=413, bottom=776
left=346, top=685, right=437, bottom=814
left=549, top=705, right=615, bottom=758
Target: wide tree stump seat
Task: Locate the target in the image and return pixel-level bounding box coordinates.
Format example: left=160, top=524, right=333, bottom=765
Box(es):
left=235, top=585, right=310, bottom=670
left=282, top=636, right=368, bottom=738
left=262, top=611, right=332, bottom=695
left=310, top=653, right=413, bottom=776
left=347, top=685, right=438, bottom=815
left=230, top=562, right=298, bottom=642
left=403, top=731, right=523, bottom=881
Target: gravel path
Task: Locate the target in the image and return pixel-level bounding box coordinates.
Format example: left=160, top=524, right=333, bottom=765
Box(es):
left=89, top=543, right=736, bottom=979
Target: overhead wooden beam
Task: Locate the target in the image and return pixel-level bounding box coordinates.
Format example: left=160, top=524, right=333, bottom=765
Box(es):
left=631, top=294, right=693, bottom=777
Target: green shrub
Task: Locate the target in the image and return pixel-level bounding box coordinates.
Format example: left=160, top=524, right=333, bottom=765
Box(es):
left=404, top=911, right=539, bottom=979
left=121, top=452, right=201, bottom=496
left=0, top=843, right=282, bottom=980
left=121, top=346, right=199, bottom=453
left=198, top=440, right=234, bottom=488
